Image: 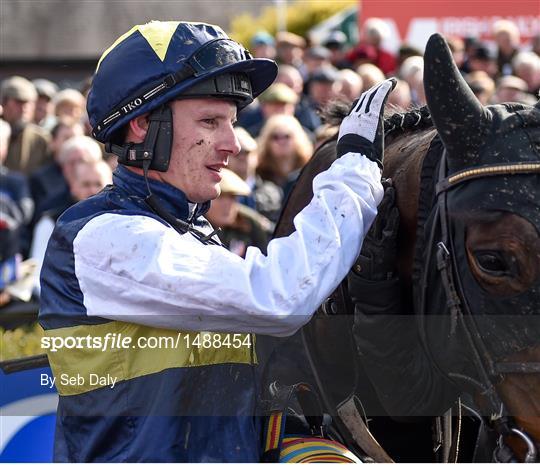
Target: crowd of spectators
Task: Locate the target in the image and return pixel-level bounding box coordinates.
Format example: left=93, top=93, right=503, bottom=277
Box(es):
left=1, top=18, right=539, bottom=307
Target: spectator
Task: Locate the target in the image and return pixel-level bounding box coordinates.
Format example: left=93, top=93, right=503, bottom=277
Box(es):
left=52, top=88, right=86, bottom=125
left=359, top=18, right=397, bottom=75
left=495, top=75, right=532, bottom=104
left=460, top=36, right=480, bottom=74
left=243, top=83, right=299, bottom=137
left=275, top=64, right=304, bottom=96
left=259, top=82, right=298, bottom=116
left=399, top=56, right=425, bottom=106
left=387, top=79, right=412, bottom=110
left=229, top=127, right=258, bottom=183
left=446, top=37, right=466, bottom=70
left=465, top=71, right=496, bottom=105
left=531, top=34, right=540, bottom=58
left=492, top=20, right=521, bottom=76
left=356, top=63, right=385, bottom=91
left=36, top=135, right=102, bottom=217
left=303, top=46, right=332, bottom=77
left=275, top=64, right=320, bottom=132
left=59, top=135, right=103, bottom=186
left=230, top=127, right=283, bottom=223
left=79, top=76, right=96, bottom=136
left=206, top=168, right=273, bottom=257
left=236, top=64, right=304, bottom=134
left=70, top=160, right=113, bottom=204
left=347, top=43, right=378, bottom=71
left=250, top=31, right=276, bottom=60
left=322, top=30, right=349, bottom=69
left=512, top=51, right=540, bottom=96
left=30, top=120, right=84, bottom=217
left=397, top=44, right=423, bottom=69
left=1, top=76, right=51, bottom=175
left=275, top=31, right=306, bottom=68
left=467, top=43, right=498, bottom=78
left=32, top=78, right=58, bottom=127
left=30, top=159, right=112, bottom=294
left=336, top=69, right=363, bottom=103
left=257, top=114, right=313, bottom=194
left=307, top=67, right=340, bottom=112
left=0, top=119, right=34, bottom=289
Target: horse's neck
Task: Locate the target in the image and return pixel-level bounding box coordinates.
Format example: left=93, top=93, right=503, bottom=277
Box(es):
left=383, top=128, right=438, bottom=290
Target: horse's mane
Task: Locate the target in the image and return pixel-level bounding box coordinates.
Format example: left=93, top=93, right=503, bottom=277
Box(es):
left=322, top=101, right=434, bottom=142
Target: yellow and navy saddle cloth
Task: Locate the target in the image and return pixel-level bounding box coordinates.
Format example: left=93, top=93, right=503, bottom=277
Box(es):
left=261, top=383, right=362, bottom=463
left=279, top=435, right=361, bottom=463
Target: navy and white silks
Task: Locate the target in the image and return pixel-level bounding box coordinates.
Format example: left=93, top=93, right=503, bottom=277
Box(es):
left=38, top=152, right=382, bottom=462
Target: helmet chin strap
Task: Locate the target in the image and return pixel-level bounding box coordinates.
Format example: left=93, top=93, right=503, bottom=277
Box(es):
left=105, top=105, right=173, bottom=172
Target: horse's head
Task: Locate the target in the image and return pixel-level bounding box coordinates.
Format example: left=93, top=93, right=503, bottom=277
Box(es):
left=424, top=33, right=540, bottom=455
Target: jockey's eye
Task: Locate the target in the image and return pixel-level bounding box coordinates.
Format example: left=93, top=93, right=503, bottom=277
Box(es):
left=474, top=250, right=516, bottom=277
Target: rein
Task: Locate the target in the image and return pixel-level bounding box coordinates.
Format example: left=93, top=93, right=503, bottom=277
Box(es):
left=420, top=151, right=540, bottom=462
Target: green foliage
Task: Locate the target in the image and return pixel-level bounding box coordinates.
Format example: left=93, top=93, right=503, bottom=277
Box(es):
left=0, top=323, right=45, bottom=361
left=229, top=0, right=356, bottom=48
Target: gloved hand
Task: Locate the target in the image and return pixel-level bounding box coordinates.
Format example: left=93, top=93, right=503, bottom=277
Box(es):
left=350, top=178, right=399, bottom=281
left=337, top=78, right=397, bottom=167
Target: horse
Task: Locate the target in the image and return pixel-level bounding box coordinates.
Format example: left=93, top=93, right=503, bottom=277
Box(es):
left=265, top=34, right=540, bottom=462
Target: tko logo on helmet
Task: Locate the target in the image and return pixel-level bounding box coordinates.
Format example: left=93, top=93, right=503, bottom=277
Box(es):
left=121, top=98, right=144, bottom=115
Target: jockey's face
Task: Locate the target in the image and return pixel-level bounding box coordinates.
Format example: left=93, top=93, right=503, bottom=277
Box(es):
left=160, top=98, right=241, bottom=203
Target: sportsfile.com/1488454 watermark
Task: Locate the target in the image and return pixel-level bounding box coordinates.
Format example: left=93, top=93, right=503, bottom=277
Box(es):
left=41, top=332, right=253, bottom=352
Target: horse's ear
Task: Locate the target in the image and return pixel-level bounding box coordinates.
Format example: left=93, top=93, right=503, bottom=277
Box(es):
left=423, top=33, right=490, bottom=172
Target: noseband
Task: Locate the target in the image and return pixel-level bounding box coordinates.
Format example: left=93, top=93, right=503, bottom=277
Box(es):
left=420, top=151, right=540, bottom=462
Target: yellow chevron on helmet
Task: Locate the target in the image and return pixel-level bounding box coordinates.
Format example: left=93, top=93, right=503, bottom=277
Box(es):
left=97, top=21, right=186, bottom=70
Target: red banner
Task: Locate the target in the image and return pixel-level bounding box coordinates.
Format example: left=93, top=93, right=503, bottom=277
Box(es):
left=359, top=0, right=540, bottom=51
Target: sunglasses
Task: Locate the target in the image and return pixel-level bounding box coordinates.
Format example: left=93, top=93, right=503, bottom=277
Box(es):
left=270, top=132, right=292, bottom=141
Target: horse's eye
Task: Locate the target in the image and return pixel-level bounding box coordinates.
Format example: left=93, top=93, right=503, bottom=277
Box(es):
left=474, top=251, right=512, bottom=276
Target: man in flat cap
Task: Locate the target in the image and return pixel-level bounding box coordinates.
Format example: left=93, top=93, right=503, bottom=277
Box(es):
left=1, top=76, right=50, bottom=175
left=276, top=31, right=306, bottom=68
left=32, top=78, right=58, bottom=127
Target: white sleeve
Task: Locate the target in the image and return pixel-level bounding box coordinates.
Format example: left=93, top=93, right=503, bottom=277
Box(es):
left=73, top=153, right=383, bottom=336
left=30, top=216, right=56, bottom=295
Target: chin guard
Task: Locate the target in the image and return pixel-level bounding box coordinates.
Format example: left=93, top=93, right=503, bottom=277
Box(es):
left=105, top=105, right=173, bottom=172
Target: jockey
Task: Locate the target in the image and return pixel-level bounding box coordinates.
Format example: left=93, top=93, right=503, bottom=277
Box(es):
left=38, top=20, right=395, bottom=462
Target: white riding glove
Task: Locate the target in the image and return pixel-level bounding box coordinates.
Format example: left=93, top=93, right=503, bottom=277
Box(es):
left=337, top=78, right=397, bottom=168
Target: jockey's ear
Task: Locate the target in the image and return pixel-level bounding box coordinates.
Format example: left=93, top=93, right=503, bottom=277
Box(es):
left=126, top=114, right=150, bottom=144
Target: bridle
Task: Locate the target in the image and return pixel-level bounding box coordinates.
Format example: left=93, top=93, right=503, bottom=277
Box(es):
left=419, top=149, right=540, bottom=462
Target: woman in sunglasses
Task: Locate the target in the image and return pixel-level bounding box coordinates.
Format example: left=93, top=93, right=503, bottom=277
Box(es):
left=256, top=114, right=313, bottom=198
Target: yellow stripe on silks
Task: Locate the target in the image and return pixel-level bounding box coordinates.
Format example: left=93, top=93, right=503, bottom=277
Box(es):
left=96, top=21, right=180, bottom=71
left=45, top=321, right=255, bottom=396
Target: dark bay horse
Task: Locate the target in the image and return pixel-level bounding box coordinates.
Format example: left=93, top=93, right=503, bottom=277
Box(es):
left=269, top=34, right=540, bottom=462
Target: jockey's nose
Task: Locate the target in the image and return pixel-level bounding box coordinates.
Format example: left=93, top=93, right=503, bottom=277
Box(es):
left=221, top=121, right=241, bottom=157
